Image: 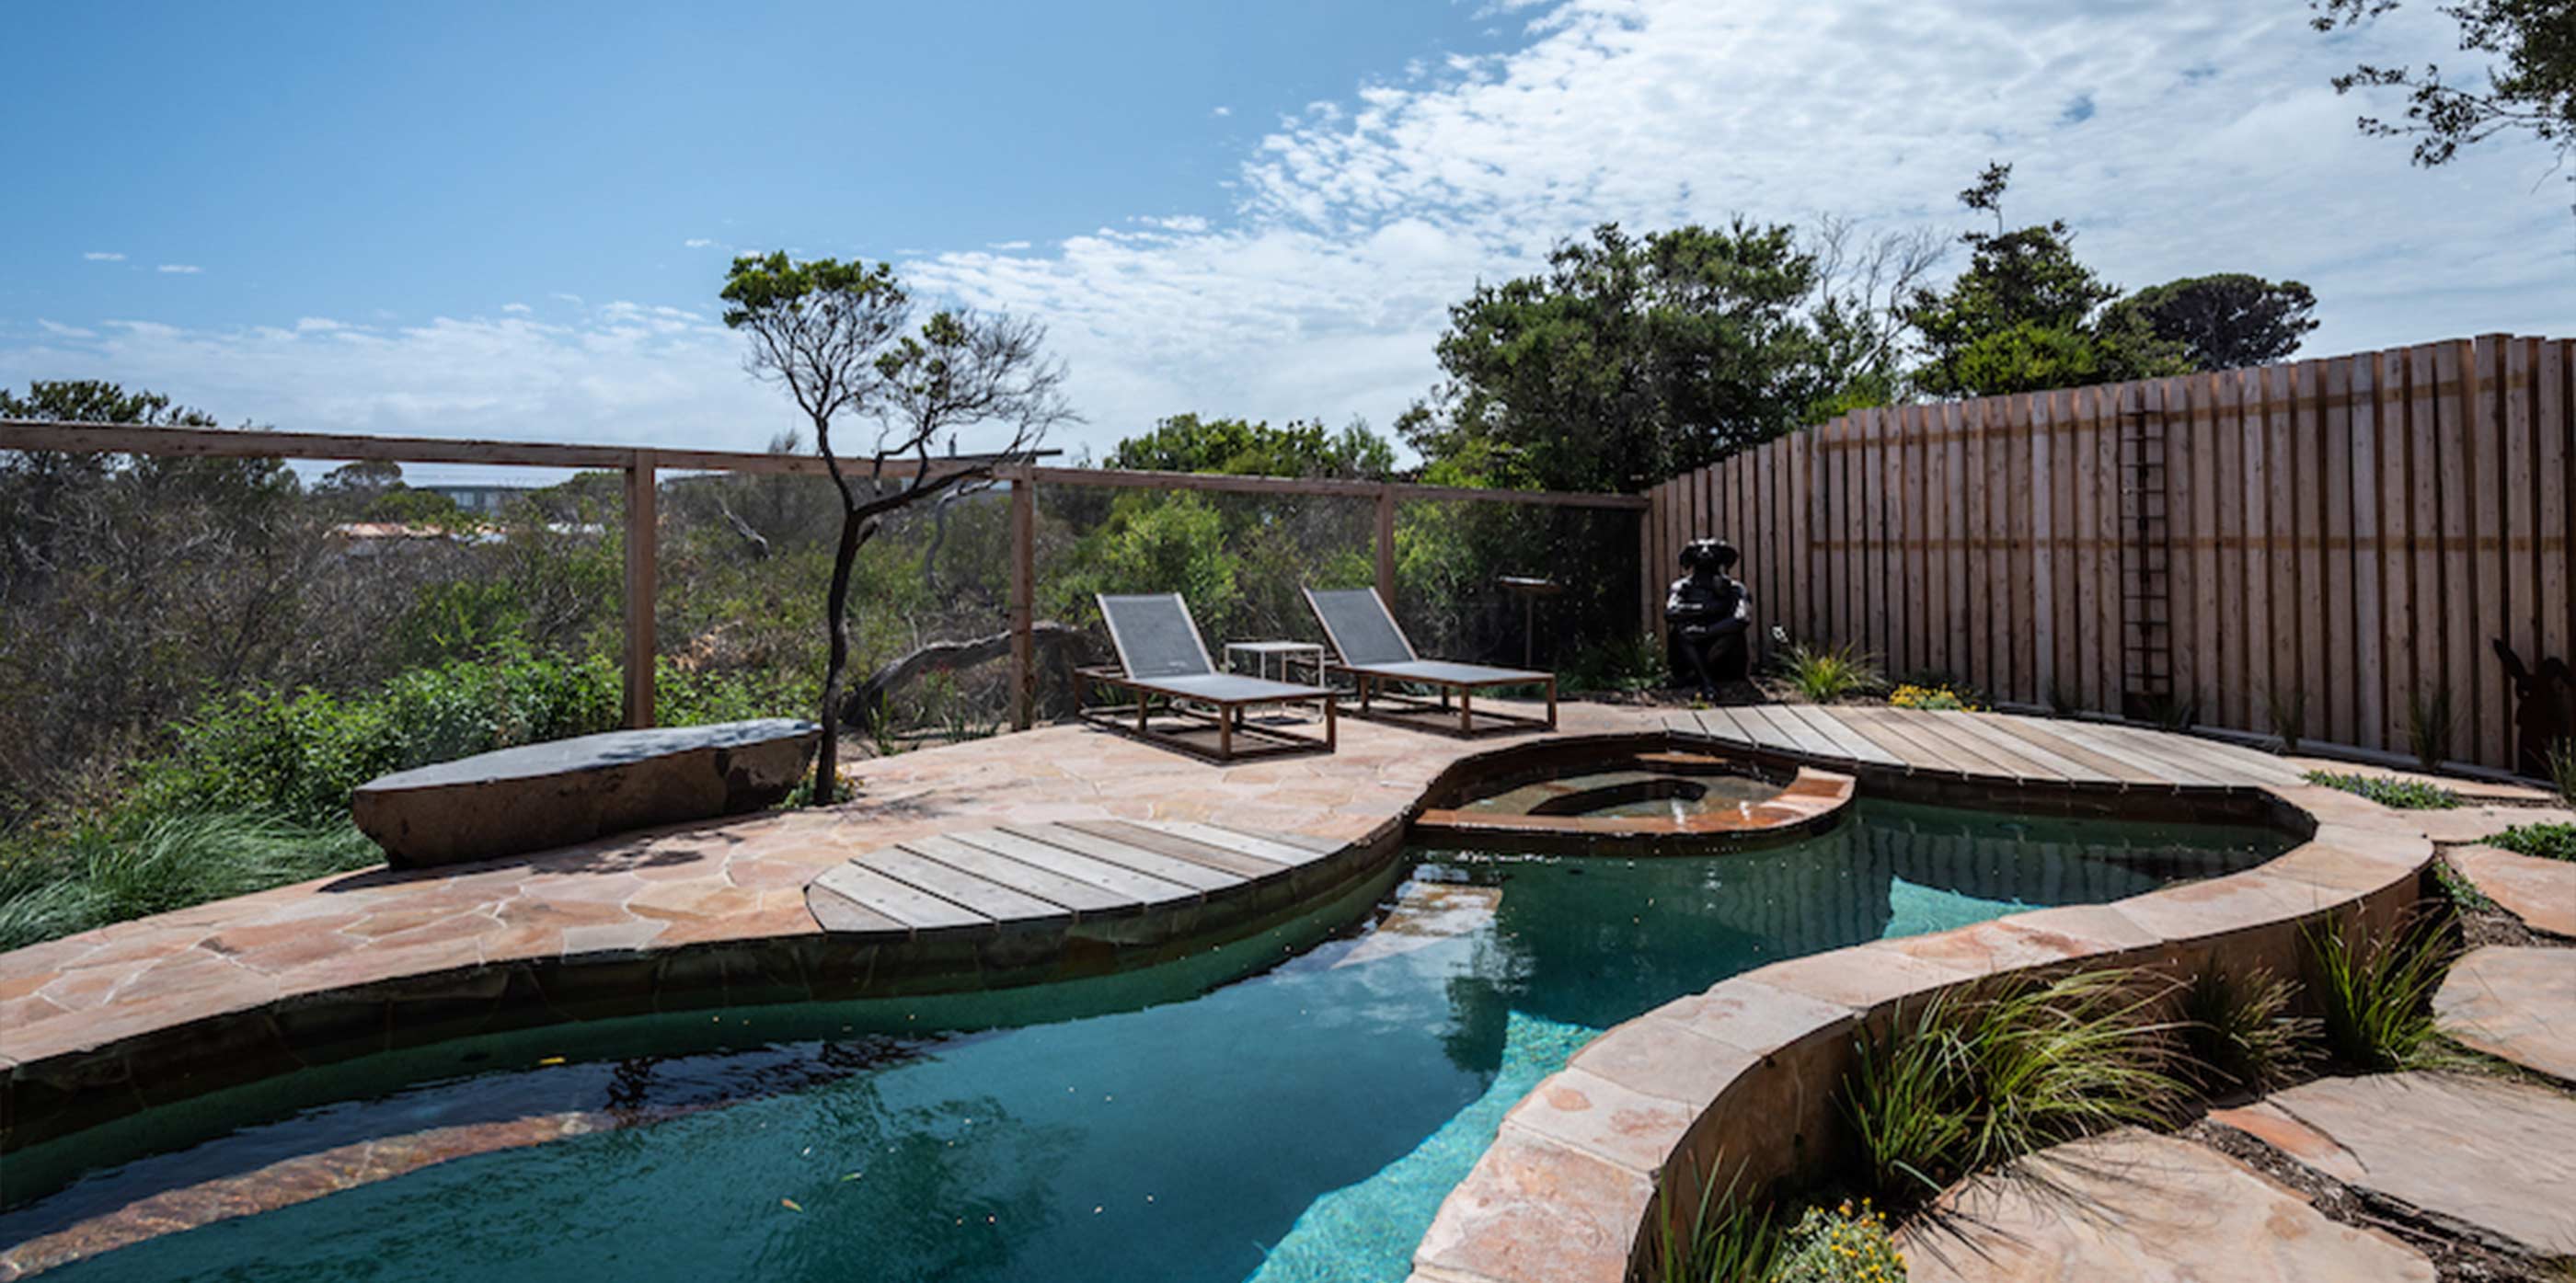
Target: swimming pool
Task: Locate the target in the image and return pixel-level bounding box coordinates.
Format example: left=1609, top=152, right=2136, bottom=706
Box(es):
left=0, top=800, right=2288, bottom=1281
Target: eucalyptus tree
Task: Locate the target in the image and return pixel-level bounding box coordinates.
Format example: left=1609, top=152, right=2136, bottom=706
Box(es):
left=721, top=254, right=1074, bottom=800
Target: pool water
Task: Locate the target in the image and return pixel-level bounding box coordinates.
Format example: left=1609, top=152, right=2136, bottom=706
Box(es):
left=3, top=801, right=2287, bottom=1282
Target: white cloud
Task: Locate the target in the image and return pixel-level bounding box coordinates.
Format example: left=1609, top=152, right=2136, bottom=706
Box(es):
left=15, top=0, right=2570, bottom=467
left=1212, top=106, right=1233, bottom=118
left=38, top=319, right=98, bottom=338
left=1, top=304, right=784, bottom=464
left=83, top=251, right=125, bottom=262
left=501, top=302, right=533, bottom=314
left=684, top=237, right=715, bottom=248
left=155, top=264, right=202, bottom=275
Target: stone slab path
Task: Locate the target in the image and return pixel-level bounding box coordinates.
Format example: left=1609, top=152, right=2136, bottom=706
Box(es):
left=2436, top=945, right=2576, bottom=1083
left=2210, top=1072, right=2576, bottom=1259
left=1896, top=1128, right=2433, bottom=1282
left=2448, top=844, right=2576, bottom=938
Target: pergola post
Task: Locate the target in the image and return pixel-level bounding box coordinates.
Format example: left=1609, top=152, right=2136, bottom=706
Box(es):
left=1374, top=485, right=1397, bottom=607
left=622, top=450, right=658, bottom=728
left=1008, top=467, right=1036, bottom=730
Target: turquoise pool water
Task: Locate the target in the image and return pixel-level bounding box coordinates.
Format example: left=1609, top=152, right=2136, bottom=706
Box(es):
left=3, top=801, right=2287, bottom=1282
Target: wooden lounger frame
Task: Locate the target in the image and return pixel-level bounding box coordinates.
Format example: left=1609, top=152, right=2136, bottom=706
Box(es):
left=1326, top=664, right=1557, bottom=738
left=1075, top=666, right=1338, bottom=763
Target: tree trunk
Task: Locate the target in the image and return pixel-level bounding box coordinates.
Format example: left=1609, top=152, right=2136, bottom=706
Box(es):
left=814, top=506, right=867, bottom=802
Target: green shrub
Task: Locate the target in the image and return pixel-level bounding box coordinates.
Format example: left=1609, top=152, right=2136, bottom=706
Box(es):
left=2406, top=684, right=2455, bottom=771
left=2489, top=822, right=2576, bottom=863
left=0, top=809, right=378, bottom=951
left=2302, top=770, right=2461, bottom=810
left=1564, top=634, right=1667, bottom=694
left=1771, top=1200, right=1906, bottom=1283
left=1846, top=969, right=2183, bottom=1198
left=1779, top=642, right=1881, bottom=704
left=2548, top=739, right=2576, bottom=808
left=2180, top=966, right=2317, bottom=1094
left=2306, top=915, right=2454, bottom=1071
left=131, top=647, right=621, bottom=823
left=1649, top=1177, right=1784, bottom=1283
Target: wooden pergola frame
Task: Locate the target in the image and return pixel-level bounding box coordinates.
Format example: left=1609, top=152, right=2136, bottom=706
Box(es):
left=2, top=419, right=1647, bottom=733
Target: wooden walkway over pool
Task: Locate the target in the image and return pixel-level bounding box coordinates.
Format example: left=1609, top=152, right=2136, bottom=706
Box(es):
left=1665, top=705, right=2310, bottom=791
left=806, top=819, right=1346, bottom=936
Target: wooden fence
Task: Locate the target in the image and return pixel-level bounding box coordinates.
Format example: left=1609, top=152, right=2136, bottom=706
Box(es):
left=1, top=420, right=1644, bottom=734
left=1644, top=335, right=2574, bottom=774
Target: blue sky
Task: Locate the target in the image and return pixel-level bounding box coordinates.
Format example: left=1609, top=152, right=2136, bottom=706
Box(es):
left=6, top=0, right=2571, bottom=481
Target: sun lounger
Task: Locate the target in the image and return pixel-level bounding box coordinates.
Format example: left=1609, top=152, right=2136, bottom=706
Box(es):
left=1302, top=586, right=1557, bottom=736
left=1077, top=592, right=1338, bottom=761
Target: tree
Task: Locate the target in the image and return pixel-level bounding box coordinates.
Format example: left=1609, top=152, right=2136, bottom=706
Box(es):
left=2312, top=0, right=2575, bottom=175
left=2100, top=274, right=2320, bottom=371
left=721, top=253, right=1072, bottom=800
left=1903, top=164, right=2188, bottom=398
left=1104, top=413, right=1395, bottom=479
left=1404, top=221, right=1837, bottom=493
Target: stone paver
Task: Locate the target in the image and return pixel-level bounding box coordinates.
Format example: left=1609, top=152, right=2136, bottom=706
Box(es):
left=2412, top=805, right=2576, bottom=845
left=2279, top=758, right=2560, bottom=806
left=1897, top=1128, right=2433, bottom=1283
left=2, top=703, right=1647, bottom=1137
left=2210, top=1072, right=2576, bottom=1258
left=2435, top=945, right=2576, bottom=1082
left=2448, top=844, right=2576, bottom=937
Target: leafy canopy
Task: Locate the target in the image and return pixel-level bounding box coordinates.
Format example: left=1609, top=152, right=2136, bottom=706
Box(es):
left=1404, top=220, right=1840, bottom=493
left=2100, top=274, right=2320, bottom=372
left=2313, top=0, right=2576, bottom=172
left=1105, top=413, right=1395, bottom=479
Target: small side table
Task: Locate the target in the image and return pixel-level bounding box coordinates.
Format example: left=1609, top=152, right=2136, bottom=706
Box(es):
left=1225, top=639, right=1325, bottom=685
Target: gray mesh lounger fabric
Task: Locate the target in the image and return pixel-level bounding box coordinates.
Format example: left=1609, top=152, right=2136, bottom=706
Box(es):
left=1354, top=659, right=1549, bottom=685
left=1085, top=592, right=1337, bottom=761
left=1304, top=588, right=1544, bottom=684
left=1304, top=588, right=1415, bottom=667
left=1097, top=593, right=1216, bottom=680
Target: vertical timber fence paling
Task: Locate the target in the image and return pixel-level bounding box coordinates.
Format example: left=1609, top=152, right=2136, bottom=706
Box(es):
left=1637, top=334, right=2576, bottom=773
left=622, top=449, right=659, bottom=729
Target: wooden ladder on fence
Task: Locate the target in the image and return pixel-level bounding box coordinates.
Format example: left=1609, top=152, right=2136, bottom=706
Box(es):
left=2119, top=404, right=2175, bottom=721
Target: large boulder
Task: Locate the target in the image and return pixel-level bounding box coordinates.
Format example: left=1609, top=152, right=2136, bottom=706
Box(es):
left=352, top=718, right=820, bottom=868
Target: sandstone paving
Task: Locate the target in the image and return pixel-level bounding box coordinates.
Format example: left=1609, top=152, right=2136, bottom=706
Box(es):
left=2412, top=805, right=2576, bottom=845
left=2209, top=1071, right=2576, bottom=1258
left=2435, top=945, right=2576, bottom=1083
left=0, top=702, right=1646, bottom=1071
left=2447, top=844, right=2576, bottom=937
left=1895, top=1128, right=2433, bottom=1282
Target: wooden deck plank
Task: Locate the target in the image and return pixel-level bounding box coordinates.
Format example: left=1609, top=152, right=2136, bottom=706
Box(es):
left=1038, top=822, right=1261, bottom=888
left=961, top=828, right=1212, bottom=902
left=1837, top=705, right=2012, bottom=776
left=803, top=883, right=910, bottom=934
left=866, top=845, right=1074, bottom=923
left=2100, top=726, right=2307, bottom=788
left=1932, top=711, right=2108, bottom=784
left=1207, top=821, right=1341, bottom=855
left=2015, top=716, right=2224, bottom=786
left=1856, top=706, right=2031, bottom=779
left=903, top=833, right=1135, bottom=915
left=1073, top=819, right=1294, bottom=879
left=1743, top=704, right=1845, bottom=759
left=1827, top=705, right=1965, bottom=773
left=1777, top=704, right=1906, bottom=766
left=1691, top=707, right=1762, bottom=749
left=1975, top=716, right=2170, bottom=785
left=810, top=862, right=993, bottom=933
left=1156, top=820, right=1329, bottom=867
left=2067, top=722, right=2265, bottom=788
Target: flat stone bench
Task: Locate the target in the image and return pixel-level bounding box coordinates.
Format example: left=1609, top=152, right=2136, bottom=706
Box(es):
left=352, top=719, right=819, bottom=868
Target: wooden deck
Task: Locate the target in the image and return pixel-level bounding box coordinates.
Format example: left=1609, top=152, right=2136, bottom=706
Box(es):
left=806, top=819, right=1346, bottom=935
left=1665, top=705, right=2310, bottom=791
